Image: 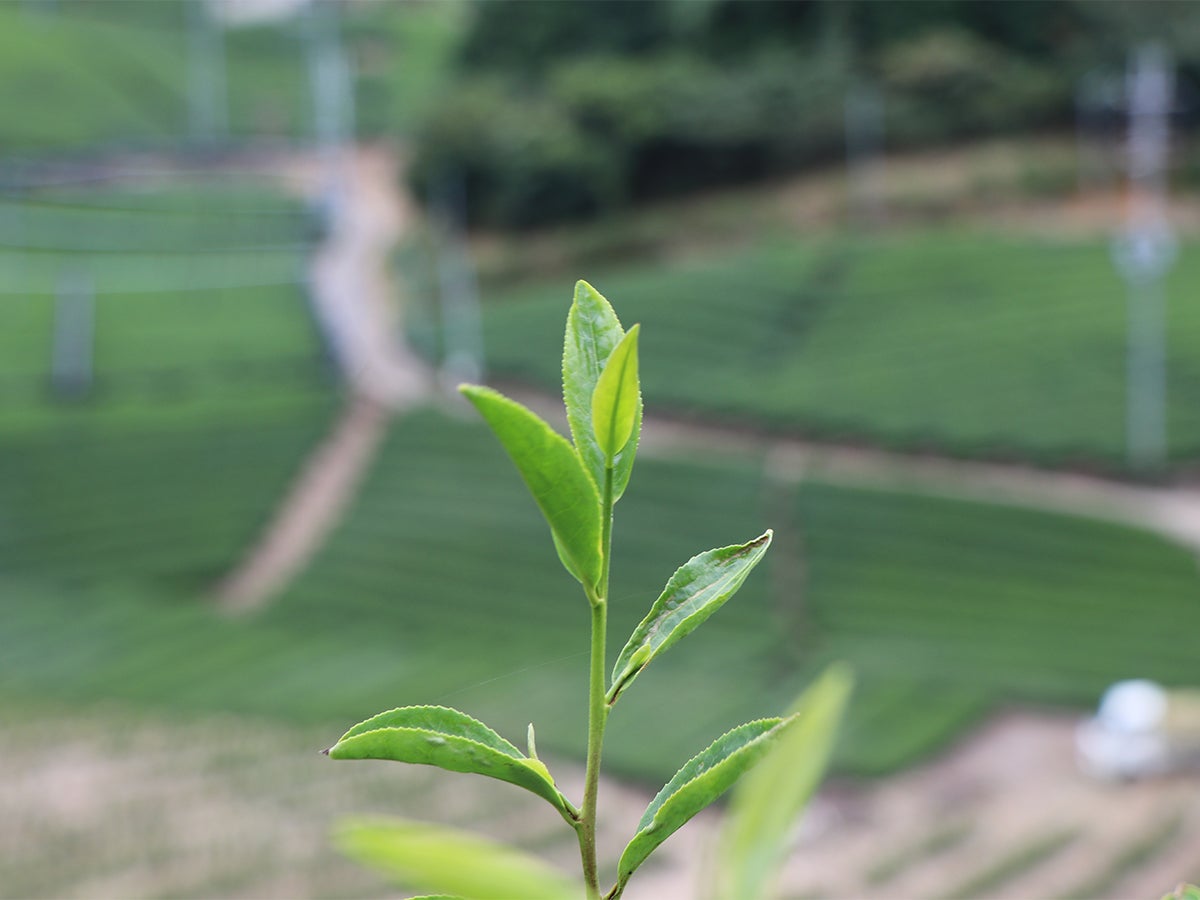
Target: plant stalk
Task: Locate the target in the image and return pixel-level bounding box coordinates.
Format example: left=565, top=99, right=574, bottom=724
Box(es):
left=579, top=465, right=615, bottom=900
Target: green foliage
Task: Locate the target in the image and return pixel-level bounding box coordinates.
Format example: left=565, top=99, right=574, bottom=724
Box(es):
left=0, top=2, right=461, bottom=153
left=335, top=817, right=577, bottom=900
left=563, top=281, right=641, bottom=501
left=609, top=531, right=773, bottom=704
left=0, top=6, right=184, bottom=150
left=412, top=0, right=1163, bottom=226
left=325, top=706, right=574, bottom=821
left=0, top=182, right=328, bottom=436
left=591, top=324, right=641, bottom=463
left=0, top=179, right=333, bottom=596
left=880, top=29, right=1065, bottom=146
left=618, top=718, right=791, bottom=885
left=718, top=665, right=854, bottom=900
left=329, top=282, right=845, bottom=899
left=11, top=407, right=1200, bottom=788
left=409, top=79, right=622, bottom=228
left=347, top=1, right=467, bottom=138
left=460, top=385, right=603, bottom=592
left=411, top=52, right=850, bottom=227
left=9, top=405, right=1200, bottom=786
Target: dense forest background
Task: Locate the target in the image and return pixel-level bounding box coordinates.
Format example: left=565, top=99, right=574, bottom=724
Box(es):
left=410, top=0, right=1200, bottom=226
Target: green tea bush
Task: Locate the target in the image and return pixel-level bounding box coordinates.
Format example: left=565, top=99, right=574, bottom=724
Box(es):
left=325, top=281, right=850, bottom=899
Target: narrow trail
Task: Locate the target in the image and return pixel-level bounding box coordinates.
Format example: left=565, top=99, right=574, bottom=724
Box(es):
left=216, top=396, right=389, bottom=612
left=217, top=145, right=435, bottom=612
left=304, top=146, right=432, bottom=409
left=676, top=418, right=1200, bottom=555
left=502, top=384, right=1200, bottom=556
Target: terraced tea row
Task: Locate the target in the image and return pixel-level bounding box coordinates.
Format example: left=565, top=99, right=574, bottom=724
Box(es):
left=480, top=232, right=1200, bottom=467
left=0, top=183, right=331, bottom=433
left=4, top=410, right=1196, bottom=781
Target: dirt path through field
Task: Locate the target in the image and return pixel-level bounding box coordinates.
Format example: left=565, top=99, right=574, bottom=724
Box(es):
left=216, top=395, right=389, bottom=610
left=216, top=145, right=436, bottom=611
left=500, top=383, right=1200, bottom=557
left=286, top=144, right=432, bottom=408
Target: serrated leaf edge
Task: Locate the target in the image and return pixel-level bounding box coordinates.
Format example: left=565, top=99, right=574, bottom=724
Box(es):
left=330, top=727, right=570, bottom=814
left=616, top=716, right=789, bottom=883
left=562, top=280, right=640, bottom=501
left=459, top=384, right=603, bottom=589
left=609, top=531, right=772, bottom=702
left=637, top=716, right=784, bottom=832
left=334, top=704, right=523, bottom=756
left=591, top=324, right=641, bottom=462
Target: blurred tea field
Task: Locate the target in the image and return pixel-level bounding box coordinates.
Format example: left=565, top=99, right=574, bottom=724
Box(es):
left=4, top=173, right=1200, bottom=769
left=6, top=398, right=1200, bottom=782
left=4, top=163, right=1200, bottom=895
left=4, top=1, right=1200, bottom=896
left=478, top=231, right=1200, bottom=467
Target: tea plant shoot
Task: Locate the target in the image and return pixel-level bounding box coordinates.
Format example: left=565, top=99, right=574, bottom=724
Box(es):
left=325, top=281, right=850, bottom=900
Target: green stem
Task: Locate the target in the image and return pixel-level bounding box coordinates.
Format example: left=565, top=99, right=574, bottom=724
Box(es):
left=579, top=465, right=615, bottom=900
left=605, top=874, right=631, bottom=900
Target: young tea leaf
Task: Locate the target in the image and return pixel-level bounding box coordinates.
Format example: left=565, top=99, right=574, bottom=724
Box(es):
left=591, top=324, right=641, bottom=463
left=326, top=706, right=574, bottom=820
left=718, top=664, right=854, bottom=900
left=562, top=280, right=641, bottom=501
left=335, top=816, right=580, bottom=900
left=460, top=385, right=602, bottom=591
left=609, top=531, right=772, bottom=704
left=617, top=717, right=797, bottom=884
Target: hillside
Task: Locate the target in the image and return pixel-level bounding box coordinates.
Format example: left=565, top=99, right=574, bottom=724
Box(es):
left=476, top=228, right=1200, bottom=469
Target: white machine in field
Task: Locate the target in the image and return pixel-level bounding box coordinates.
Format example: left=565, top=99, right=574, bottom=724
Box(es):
left=1076, top=680, right=1200, bottom=779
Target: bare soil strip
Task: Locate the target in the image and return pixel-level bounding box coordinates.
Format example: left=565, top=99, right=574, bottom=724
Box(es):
left=216, top=395, right=388, bottom=611
left=6, top=706, right=1198, bottom=898
left=216, top=145, right=437, bottom=611
left=501, top=382, right=1200, bottom=558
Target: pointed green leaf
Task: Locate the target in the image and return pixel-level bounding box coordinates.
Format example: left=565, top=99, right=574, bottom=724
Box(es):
left=326, top=706, right=573, bottom=819
left=460, top=385, right=602, bottom=590
left=335, top=816, right=579, bottom=900
left=609, top=531, right=772, bottom=703
left=617, top=716, right=798, bottom=883
left=718, top=664, right=854, bottom=900
left=591, top=324, right=641, bottom=463
left=563, top=280, right=641, bottom=500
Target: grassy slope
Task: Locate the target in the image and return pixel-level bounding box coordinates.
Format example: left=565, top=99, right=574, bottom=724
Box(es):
left=0, top=179, right=335, bottom=612
left=479, top=232, right=1200, bottom=467
left=0, top=184, right=331, bottom=434
left=0, top=7, right=185, bottom=150
left=5, top=409, right=1198, bottom=781
left=0, top=2, right=462, bottom=153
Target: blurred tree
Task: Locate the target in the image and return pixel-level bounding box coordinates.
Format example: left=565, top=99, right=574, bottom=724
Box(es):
left=408, top=0, right=1200, bottom=228
left=459, top=0, right=675, bottom=76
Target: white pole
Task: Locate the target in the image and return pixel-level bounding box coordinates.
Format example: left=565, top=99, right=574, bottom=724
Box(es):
left=51, top=267, right=94, bottom=399
left=187, top=0, right=228, bottom=144
left=435, top=176, right=484, bottom=391
left=307, top=1, right=354, bottom=204
left=844, top=81, right=885, bottom=226
left=1112, top=44, right=1176, bottom=472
